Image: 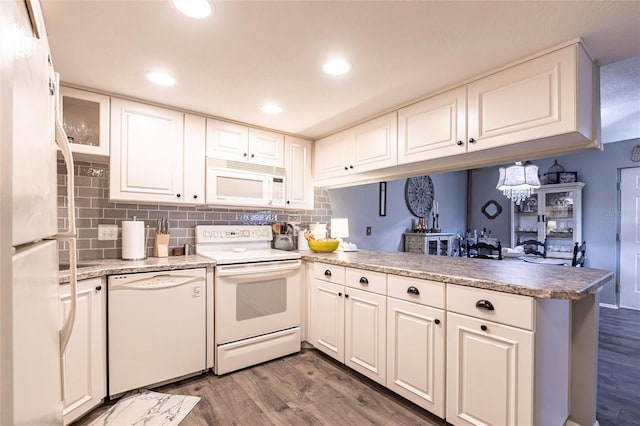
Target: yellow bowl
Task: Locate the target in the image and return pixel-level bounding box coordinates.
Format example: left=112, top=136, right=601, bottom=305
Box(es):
left=308, top=239, right=339, bottom=253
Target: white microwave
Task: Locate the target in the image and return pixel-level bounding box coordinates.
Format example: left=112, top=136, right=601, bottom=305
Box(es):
left=205, top=157, right=285, bottom=208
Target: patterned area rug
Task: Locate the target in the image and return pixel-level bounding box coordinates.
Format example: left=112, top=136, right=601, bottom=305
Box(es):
left=89, top=390, right=200, bottom=426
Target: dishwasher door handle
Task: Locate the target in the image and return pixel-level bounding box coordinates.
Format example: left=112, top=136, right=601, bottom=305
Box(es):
left=111, top=275, right=204, bottom=290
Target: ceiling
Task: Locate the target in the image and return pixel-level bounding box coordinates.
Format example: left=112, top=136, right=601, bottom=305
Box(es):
left=41, top=1, right=640, bottom=140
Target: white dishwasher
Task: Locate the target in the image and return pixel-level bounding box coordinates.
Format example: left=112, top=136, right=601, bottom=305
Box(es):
left=108, top=268, right=207, bottom=397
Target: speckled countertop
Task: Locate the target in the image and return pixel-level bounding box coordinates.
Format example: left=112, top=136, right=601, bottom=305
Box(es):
left=299, top=250, right=613, bottom=300
left=60, top=250, right=613, bottom=300
left=58, top=255, right=215, bottom=284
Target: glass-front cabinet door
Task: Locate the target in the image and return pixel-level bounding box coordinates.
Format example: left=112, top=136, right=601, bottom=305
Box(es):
left=60, top=86, right=110, bottom=160
left=543, top=188, right=579, bottom=257
left=511, top=182, right=584, bottom=259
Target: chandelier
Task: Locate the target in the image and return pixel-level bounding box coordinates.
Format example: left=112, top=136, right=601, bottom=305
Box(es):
left=496, top=161, right=541, bottom=205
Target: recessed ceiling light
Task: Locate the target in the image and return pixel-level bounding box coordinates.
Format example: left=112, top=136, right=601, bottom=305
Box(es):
left=323, top=59, right=351, bottom=75
left=261, top=103, right=283, bottom=114
left=145, top=72, right=176, bottom=86
left=172, top=0, right=213, bottom=18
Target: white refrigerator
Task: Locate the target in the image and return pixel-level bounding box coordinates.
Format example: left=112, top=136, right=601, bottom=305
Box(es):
left=1, top=1, right=78, bottom=424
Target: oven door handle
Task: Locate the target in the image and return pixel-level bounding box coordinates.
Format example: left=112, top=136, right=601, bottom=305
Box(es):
left=216, top=260, right=301, bottom=277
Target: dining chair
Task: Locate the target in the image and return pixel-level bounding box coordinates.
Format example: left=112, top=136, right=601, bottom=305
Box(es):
left=515, top=239, right=547, bottom=258
left=466, top=239, right=502, bottom=260
left=572, top=241, right=586, bottom=267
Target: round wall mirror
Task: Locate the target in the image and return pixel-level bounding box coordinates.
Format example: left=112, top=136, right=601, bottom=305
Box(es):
left=481, top=200, right=503, bottom=220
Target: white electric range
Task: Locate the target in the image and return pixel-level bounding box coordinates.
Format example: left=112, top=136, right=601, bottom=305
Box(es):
left=195, top=225, right=302, bottom=375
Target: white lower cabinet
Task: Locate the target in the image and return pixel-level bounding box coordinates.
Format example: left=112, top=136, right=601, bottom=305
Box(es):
left=387, top=297, right=445, bottom=417
left=309, top=263, right=387, bottom=386
left=59, top=278, right=106, bottom=425
left=310, top=278, right=345, bottom=361
left=307, top=262, right=572, bottom=425
left=446, top=284, right=571, bottom=426
left=446, top=312, right=534, bottom=426
left=344, top=287, right=386, bottom=384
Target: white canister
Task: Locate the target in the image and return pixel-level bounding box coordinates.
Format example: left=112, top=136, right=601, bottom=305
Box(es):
left=309, top=223, right=327, bottom=240
left=122, top=220, right=146, bottom=260
left=298, top=229, right=310, bottom=251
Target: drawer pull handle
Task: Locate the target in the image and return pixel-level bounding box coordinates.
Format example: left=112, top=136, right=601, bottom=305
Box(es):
left=324, top=270, right=332, bottom=277
left=481, top=325, right=488, bottom=331
left=359, top=277, right=369, bottom=285
left=476, top=299, right=495, bottom=311
left=434, top=319, right=441, bottom=325
left=95, top=285, right=102, bottom=291
left=407, top=286, right=420, bottom=295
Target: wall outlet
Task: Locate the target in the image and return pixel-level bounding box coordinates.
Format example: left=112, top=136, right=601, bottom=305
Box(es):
left=98, top=224, right=118, bottom=240
left=366, top=226, right=372, bottom=236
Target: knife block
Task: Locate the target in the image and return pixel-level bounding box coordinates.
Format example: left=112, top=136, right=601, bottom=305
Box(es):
left=154, top=233, right=170, bottom=258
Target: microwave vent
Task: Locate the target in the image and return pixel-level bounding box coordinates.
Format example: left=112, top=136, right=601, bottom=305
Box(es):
left=206, top=157, right=285, bottom=177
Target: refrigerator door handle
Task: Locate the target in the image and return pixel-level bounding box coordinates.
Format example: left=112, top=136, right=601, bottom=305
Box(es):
left=54, top=73, right=77, bottom=355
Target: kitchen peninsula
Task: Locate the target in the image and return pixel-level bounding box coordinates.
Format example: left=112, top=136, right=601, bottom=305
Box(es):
left=303, top=250, right=612, bottom=426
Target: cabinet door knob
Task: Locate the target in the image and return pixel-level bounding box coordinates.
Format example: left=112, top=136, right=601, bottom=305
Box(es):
left=286, top=200, right=290, bottom=205
left=345, top=294, right=349, bottom=298
left=251, top=153, right=255, bottom=158
left=359, top=277, right=369, bottom=285
left=344, top=166, right=349, bottom=170
left=176, top=193, right=181, bottom=198
left=324, top=270, right=332, bottom=277
left=456, top=140, right=464, bottom=146
left=475, top=299, right=495, bottom=311
left=434, top=319, right=441, bottom=325
left=407, top=286, right=420, bottom=295
left=469, top=138, right=476, bottom=143
left=95, top=285, right=102, bottom=291
left=193, top=194, right=198, bottom=199
left=349, top=165, right=354, bottom=169
left=338, top=292, right=342, bottom=297
left=243, top=152, right=248, bottom=157
left=481, top=325, right=488, bottom=331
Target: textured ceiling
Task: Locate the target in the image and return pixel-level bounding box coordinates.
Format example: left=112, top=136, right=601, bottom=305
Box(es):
left=41, top=1, right=640, bottom=139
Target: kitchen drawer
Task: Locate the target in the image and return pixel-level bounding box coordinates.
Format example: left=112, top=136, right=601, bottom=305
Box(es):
left=313, top=262, right=346, bottom=285
left=345, top=268, right=387, bottom=295
left=388, top=275, right=445, bottom=309
left=446, top=285, right=534, bottom=330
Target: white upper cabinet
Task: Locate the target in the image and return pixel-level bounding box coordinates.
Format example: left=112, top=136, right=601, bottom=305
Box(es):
left=398, top=43, right=593, bottom=165
left=284, top=136, right=314, bottom=210
left=110, top=98, right=185, bottom=203
left=60, top=86, right=110, bottom=160
left=466, top=44, right=592, bottom=152
left=249, top=128, right=285, bottom=167
left=183, top=114, right=206, bottom=204
left=314, top=112, right=397, bottom=181
left=314, top=130, right=351, bottom=179
left=398, top=86, right=467, bottom=164
left=206, top=119, right=284, bottom=167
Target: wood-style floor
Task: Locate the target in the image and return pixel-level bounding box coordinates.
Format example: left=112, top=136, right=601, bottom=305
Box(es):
left=597, top=307, right=640, bottom=426
left=76, top=348, right=446, bottom=426
left=76, top=307, right=640, bottom=426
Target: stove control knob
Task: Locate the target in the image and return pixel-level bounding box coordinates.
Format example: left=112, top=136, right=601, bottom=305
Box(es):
left=243, top=230, right=249, bottom=237
left=203, top=231, right=210, bottom=238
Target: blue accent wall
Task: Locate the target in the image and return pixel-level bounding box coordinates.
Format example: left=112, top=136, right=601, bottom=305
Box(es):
left=469, top=138, right=640, bottom=306
left=328, top=171, right=468, bottom=252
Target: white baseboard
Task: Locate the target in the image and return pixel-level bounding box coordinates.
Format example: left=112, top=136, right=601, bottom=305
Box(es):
left=599, top=303, right=618, bottom=309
